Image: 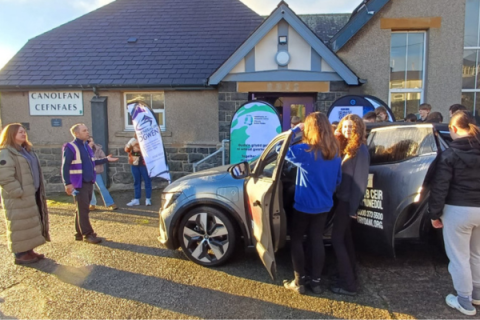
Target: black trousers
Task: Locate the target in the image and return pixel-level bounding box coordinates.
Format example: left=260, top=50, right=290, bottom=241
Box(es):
left=74, top=182, right=94, bottom=236
left=331, top=200, right=357, bottom=291
left=290, top=209, right=328, bottom=282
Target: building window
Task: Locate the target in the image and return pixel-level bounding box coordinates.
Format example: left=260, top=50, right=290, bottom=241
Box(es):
left=389, top=32, right=426, bottom=120
left=462, top=0, right=480, bottom=119
left=124, top=92, right=165, bottom=131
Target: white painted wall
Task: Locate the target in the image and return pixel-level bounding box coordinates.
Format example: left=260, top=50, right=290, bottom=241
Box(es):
left=230, top=58, right=245, bottom=73
left=321, top=59, right=335, bottom=72
left=255, top=25, right=278, bottom=71
left=287, top=26, right=311, bottom=70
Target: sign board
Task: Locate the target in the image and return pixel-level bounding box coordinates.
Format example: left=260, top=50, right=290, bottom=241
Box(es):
left=230, top=101, right=281, bottom=164
left=327, top=95, right=395, bottom=123
left=328, top=106, right=364, bottom=123
left=29, top=91, right=83, bottom=116
left=51, top=119, right=62, bottom=127
left=127, top=102, right=171, bottom=181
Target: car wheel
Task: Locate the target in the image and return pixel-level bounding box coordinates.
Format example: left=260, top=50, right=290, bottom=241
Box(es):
left=178, top=206, right=236, bottom=266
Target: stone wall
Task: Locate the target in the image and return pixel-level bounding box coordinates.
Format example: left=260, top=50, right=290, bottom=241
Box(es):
left=218, top=81, right=249, bottom=142
left=39, top=143, right=223, bottom=195
left=315, top=81, right=350, bottom=113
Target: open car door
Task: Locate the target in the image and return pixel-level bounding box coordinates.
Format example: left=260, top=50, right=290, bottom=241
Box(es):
left=245, top=131, right=292, bottom=279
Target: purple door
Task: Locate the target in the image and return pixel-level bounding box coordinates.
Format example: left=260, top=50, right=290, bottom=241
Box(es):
left=282, top=97, right=315, bottom=131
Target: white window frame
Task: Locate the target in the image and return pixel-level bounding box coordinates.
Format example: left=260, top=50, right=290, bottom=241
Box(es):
left=124, top=92, right=166, bottom=131
left=388, top=31, right=427, bottom=118
left=461, top=0, right=480, bottom=112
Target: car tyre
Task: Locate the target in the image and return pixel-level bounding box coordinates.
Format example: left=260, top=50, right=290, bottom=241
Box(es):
left=178, top=206, right=236, bottom=266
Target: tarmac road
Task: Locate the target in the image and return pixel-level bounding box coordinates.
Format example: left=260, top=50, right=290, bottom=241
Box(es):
left=0, top=189, right=474, bottom=319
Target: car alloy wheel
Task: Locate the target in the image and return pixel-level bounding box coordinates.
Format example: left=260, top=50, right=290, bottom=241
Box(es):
left=178, top=206, right=236, bottom=266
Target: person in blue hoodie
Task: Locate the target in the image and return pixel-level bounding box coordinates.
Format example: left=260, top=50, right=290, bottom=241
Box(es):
left=283, top=112, right=342, bottom=295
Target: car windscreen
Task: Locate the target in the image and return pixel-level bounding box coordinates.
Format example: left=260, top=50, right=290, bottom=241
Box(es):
left=367, top=126, right=437, bottom=165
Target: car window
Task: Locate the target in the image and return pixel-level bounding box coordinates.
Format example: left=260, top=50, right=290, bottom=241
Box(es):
left=255, top=139, right=285, bottom=178
left=368, top=126, right=437, bottom=165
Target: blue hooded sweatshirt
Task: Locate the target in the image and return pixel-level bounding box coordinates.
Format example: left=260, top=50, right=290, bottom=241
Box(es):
left=284, top=140, right=342, bottom=214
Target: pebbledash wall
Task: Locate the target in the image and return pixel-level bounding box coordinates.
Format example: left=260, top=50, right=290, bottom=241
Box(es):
left=0, top=89, right=221, bottom=194
left=336, top=0, right=466, bottom=117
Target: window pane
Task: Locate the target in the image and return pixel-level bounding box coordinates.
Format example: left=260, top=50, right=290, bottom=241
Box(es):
left=476, top=92, right=480, bottom=124
left=463, top=50, right=478, bottom=89
left=155, top=111, right=164, bottom=126
left=390, top=33, right=407, bottom=89
left=152, top=93, right=165, bottom=110
left=405, top=92, right=422, bottom=116
left=126, top=93, right=152, bottom=107
left=406, top=33, right=424, bottom=89
left=391, top=93, right=406, bottom=119
left=368, top=127, right=436, bottom=165
left=462, top=92, right=475, bottom=112
left=465, top=0, right=480, bottom=47
left=257, top=139, right=285, bottom=178
left=390, top=92, right=421, bottom=120
left=290, top=104, right=306, bottom=121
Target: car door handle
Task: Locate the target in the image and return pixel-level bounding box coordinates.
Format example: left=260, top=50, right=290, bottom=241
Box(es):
left=253, top=200, right=261, bottom=207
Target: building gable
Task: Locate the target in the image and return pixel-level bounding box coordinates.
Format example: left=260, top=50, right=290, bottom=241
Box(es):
left=208, top=1, right=359, bottom=86
left=329, top=0, right=391, bottom=52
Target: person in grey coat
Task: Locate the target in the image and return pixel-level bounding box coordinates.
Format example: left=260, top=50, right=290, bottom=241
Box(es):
left=331, top=114, right=370, bottom=296
left=0, top=123, right=50, bottom=265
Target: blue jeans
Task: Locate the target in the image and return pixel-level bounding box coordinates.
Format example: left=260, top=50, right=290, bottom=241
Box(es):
left=90, top=174, right=115, bottom=207
left=131, top=165, right=152, bottom=199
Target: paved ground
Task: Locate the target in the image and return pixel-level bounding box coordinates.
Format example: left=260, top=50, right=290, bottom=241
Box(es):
left=0, top=189, right=475, bottom=319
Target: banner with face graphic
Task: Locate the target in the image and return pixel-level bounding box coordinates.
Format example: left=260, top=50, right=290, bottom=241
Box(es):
left=128, top=102, right=171, bottom=181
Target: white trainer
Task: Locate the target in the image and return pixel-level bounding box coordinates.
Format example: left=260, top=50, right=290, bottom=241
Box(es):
left=126, top=199, right=140, bottom=206
left=446, top=294, right=476, bottom=316
left=146, top=198, right=152, bottom=206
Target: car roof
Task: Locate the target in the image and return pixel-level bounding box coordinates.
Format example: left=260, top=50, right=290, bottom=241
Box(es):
left=290, top=121, right=449, bottom=145
left=366, top=121, right=449, bottom=131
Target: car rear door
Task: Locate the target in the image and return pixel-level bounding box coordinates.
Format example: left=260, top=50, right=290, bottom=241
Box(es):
left=355, top=124, right=439, bottom=255
left=245, top=131, right=292, bottom=279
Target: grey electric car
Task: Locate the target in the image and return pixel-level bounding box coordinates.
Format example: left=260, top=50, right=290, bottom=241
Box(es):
left=158, top=122, right=450, bottom=279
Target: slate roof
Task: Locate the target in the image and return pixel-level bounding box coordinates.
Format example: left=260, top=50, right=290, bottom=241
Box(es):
left=298, top=14, right=351, bottom=42
left=0, top=0, right=264, bottom=88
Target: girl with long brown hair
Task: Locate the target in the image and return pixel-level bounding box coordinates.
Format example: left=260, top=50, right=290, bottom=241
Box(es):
left=282, top=112, right=342, bottom=295
left=331, top=114, right=370, bottom=296
left=0, top=123, right=50, bottom=264
left=429, top=110, right=480, bottom=316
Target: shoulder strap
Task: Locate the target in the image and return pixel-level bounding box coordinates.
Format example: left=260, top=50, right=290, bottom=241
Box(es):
left=67, top=142, right=82, bottom=164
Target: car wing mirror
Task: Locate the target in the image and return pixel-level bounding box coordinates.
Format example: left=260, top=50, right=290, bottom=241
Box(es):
left=228, top=161, right=250, bottom=179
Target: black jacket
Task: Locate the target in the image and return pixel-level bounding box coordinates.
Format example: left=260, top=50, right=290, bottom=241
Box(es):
left=336, top=144, right=370, bottom=217
left=428, top=137, right=480, bottom=220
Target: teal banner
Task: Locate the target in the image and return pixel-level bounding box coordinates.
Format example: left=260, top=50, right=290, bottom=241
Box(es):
left=230, top=101, right=282, bottom=164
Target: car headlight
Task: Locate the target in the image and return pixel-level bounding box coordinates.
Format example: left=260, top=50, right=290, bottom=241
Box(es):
left=161, top=192, right=182, bottom=209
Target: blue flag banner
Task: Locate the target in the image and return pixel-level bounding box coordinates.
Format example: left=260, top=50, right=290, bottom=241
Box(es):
left=127, top=102, right=171, bottom=182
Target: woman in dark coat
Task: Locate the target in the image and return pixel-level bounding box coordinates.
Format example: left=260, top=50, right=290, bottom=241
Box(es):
left=428, top=110, right=480, bottom=316
left=331, top=114, right=370, bottom=296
